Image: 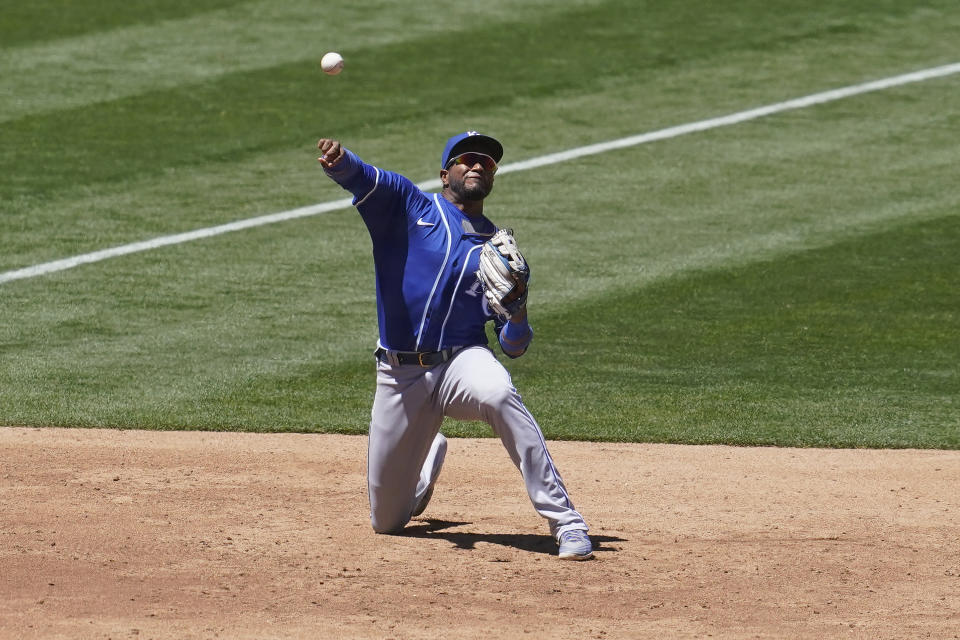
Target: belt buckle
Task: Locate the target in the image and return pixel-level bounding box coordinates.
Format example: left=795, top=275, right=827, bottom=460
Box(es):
left=417, top=352, right=430, bottom=367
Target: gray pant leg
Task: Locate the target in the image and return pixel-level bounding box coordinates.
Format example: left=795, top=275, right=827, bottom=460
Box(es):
left=438, top=346, right=588, bottom=538
left=367, top=360, right=443, bottom=533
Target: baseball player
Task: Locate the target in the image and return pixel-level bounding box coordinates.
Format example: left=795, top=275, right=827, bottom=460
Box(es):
left=316, top=131, right=593, bottom=560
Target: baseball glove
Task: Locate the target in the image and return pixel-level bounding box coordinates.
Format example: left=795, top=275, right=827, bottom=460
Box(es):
left=477, top=228, right=530, bottom=320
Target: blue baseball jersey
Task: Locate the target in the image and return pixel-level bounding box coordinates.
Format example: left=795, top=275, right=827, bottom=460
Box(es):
left=325, top=149, right=505, bottom=352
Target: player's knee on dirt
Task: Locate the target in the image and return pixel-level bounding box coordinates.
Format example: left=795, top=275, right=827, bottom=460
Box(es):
left=368, top=484, right=417, bottom=534
left=370, top=508, right=410, bottom=534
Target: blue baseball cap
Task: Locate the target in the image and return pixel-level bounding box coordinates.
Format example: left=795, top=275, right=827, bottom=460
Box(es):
left=441, top=131, right=503, bottom=169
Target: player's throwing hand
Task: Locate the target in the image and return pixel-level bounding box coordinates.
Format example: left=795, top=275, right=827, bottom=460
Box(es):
left=317, top=138, right=345, bottom=169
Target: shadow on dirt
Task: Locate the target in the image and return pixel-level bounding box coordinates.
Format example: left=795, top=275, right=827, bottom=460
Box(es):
left=400, top=518, right=626, bottom=556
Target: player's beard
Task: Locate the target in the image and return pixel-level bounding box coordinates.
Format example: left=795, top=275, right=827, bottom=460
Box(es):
left=450, top=175, right=493, bottom=201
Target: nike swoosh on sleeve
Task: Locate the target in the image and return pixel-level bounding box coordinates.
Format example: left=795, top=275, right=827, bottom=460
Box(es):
left=416, top=218, right=436, bottom=227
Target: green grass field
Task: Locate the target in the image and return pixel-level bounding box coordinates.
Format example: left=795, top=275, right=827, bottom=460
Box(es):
left=1, top=0, right=957, bottom=447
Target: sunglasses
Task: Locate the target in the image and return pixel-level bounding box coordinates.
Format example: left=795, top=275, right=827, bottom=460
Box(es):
left=446, top=152, right=498, bottom=173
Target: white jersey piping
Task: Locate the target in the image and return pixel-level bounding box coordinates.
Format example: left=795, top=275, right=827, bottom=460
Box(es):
left=414, top=194, right=453, bottom=350
left=354, top=167, right=381, bottom=206
left=438, top=244, right=482, bottom=348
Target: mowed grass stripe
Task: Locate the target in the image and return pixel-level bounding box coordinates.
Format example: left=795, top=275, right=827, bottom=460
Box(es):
left=506, top=214, right=960, bottom=448
left=4, top=0, right=958, bottom=266
left=0, top=208, right=381, bottom=430
left=511, top=85, right=960, bottom=308
left=3, top=211, right=956, bottom=443
left=0, top=0, right=245, bottom=48
left=0, top=0, right=655, bottom=204
left=3, top=59, right=958, bottom=281
left=0, top=0, right=606, bottom=123
left=6, top=0, right=959, bottom=196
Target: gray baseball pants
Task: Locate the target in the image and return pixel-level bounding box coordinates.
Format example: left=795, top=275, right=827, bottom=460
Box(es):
left=367, top=344, right=588, bottom=540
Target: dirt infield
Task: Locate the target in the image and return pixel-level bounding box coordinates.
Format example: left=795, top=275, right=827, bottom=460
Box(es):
left=1, top=427, right=958, bottom=639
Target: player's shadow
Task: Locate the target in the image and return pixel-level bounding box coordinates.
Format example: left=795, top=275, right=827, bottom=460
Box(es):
left=401, top=518, right=624, bottom=556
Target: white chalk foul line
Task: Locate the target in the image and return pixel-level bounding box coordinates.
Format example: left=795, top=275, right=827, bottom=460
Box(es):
left=0, top=198, right=355, bottom=285
left=3, top=61, right=959, bottom=285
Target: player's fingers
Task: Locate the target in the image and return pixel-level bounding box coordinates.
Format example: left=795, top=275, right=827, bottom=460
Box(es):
left=317, top=139, right=342, bottom=167
left=317, top=139, right=329, bottom=165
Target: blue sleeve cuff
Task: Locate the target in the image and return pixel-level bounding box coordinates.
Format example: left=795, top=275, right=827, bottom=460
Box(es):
left=323, top=148, right=363, bottom=184
left=499, top=318, right=533, bottom=358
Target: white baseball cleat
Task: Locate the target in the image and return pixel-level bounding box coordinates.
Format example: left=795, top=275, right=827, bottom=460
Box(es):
left=557, top=530, right=594, bottom=560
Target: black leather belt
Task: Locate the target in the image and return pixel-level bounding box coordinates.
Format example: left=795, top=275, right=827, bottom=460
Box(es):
left=375, top=347, right=460, bottom=367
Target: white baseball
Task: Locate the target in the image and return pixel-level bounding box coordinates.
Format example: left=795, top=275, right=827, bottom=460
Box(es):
left=321, top=52, right=344, bottom=75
